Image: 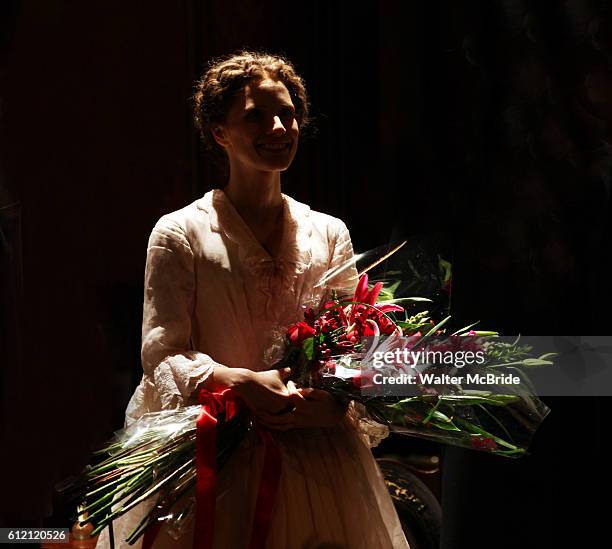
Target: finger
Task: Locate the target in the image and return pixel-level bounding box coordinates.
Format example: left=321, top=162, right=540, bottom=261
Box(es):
left=286, top=382, right=305, bottom=405
left=255, top=410, right=284, bottom=423
left=272, top=401, right=299, bottom=415
left=255, top=409, right=295, bottom=425
left=298, top=388, right=329, bottom=401
left=259, top=410, right=305, bottom=429
left=256, top=419, right=291, bottom=430
left=257, top=419, right=293, bottom=431
left=288, top=394, right=307, bottom=409
left=288, top=386, right=306, bottom=402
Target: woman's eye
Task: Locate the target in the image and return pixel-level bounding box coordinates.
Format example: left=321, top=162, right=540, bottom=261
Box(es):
left=244, top=109, right=261, bottom=120
left=280, top=109, right=294, bottom=119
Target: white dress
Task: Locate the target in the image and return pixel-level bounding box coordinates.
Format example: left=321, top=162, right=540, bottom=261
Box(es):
left=96, top=189, right=410, bottom=549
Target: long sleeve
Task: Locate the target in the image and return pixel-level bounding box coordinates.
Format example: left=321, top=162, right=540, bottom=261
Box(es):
left=325, top=219, right=359, bottom=298
left=137, top=216, right=219, bottom=412
left=328, top=220, right=391, bottom=449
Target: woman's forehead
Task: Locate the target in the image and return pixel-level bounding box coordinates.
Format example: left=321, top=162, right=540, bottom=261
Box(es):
left=238, top=78, right=293, bottom=108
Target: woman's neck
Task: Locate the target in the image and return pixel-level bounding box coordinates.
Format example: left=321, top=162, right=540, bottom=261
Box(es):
left=223, top=167, right=283, bottom=225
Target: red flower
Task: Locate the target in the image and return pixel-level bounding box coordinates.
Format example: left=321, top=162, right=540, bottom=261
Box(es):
left=321, top=300, right=348, bottom=326
left=470, top=437, right=498, bottom=451
left=352, top=273, right=385, bottom=306
left=322, top=360, right=336, bottom=375
left=286, top=321, right=316, bottom=347
left=349, top=273, right=404, bottom=337
left=353, top=274, right=370, bottom=304
left=351, top=369, right=375, bottom=390
left=303, top=307, right=316, bottom=326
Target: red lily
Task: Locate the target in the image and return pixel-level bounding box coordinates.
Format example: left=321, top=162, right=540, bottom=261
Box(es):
left=366, top=281, right=384, bottom=305
left=349, top=273, right=404, bottom=334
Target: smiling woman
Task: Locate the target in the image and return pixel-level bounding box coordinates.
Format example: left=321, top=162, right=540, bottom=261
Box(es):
left=95, top=51, right=410, bottom=549
left=193, top=51, right=310, bottom=177
left=211, top=77, right=299, bottom=175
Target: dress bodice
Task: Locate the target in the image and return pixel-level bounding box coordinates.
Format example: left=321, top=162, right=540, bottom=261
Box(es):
left=125, top=189, right=357, bottom=425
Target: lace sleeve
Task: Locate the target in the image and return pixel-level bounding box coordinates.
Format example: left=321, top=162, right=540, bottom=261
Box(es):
left=328, top=220, right=390, bottom=449
left=139, top=215, right=220, bottom=410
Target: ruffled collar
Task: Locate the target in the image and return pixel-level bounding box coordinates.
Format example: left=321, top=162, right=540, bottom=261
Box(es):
left=197, top=189, right=313, bottom=315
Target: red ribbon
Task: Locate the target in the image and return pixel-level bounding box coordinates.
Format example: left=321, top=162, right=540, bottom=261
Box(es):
left=247, top=426, right=281, bottom=549
left=142, top=389, right=282, bottom=549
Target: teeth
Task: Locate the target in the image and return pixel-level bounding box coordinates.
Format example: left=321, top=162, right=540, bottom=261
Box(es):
left=259, top=143, right=289, bottom=150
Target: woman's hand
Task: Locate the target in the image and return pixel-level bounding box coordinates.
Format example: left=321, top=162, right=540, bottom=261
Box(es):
left=253, top=382, right=349, bottom=430
left=196, top=365, right=294, bottom=415
left=231, top=367, right=294, bottom=415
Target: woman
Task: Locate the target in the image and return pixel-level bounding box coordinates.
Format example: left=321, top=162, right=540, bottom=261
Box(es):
left=97, top=51, right=409, bottom=549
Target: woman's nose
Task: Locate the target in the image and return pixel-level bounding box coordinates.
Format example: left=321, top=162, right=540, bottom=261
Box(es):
left=269, top=115, right=286, bottom=133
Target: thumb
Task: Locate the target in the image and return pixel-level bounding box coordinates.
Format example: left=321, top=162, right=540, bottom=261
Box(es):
left=279, top=367, right=293, bottom=379
left=286, top=380, right=299, bottom=395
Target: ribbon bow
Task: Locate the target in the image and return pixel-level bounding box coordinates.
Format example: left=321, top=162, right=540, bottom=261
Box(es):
left=142, top=388, right=282, bottom=549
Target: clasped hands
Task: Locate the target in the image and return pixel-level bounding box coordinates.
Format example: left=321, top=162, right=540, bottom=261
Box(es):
left=232, top=367, right=348, bottom=431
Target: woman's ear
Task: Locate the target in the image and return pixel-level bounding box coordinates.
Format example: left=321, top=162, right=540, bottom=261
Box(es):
left=211, top=126, right=228, bottom=147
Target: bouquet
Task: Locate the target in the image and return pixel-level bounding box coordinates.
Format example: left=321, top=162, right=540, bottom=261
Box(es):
left=279, top=271, right=551, bottom=456
left=61, top=241, right=552, bottom=546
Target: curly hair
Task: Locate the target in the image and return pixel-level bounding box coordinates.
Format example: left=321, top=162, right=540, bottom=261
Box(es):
left=192, top=50, right=310, bottom=167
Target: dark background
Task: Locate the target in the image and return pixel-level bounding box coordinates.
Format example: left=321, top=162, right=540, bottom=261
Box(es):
left=1, top=1, right=609, bottom=548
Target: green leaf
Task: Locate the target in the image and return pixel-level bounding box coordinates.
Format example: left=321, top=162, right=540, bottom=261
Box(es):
left=438, top=256, right=452, bottom=280
left=429, top=419, right=462, bottom=431
left=302, top=337, right=314, bottom=361
left=431, top=410, right=453, bottom=422
left=375, top=280, right=401, bottom=301
left=388, top=396, right=431, bottom=410
left=454, top=417, right=520, bottom=451
left=413, top=315, right=451, bottom=348
left=476, top=403, right=513, bottom=441
left=521, top=358, right=555, bottom=368
left=451, top=321, right=480, bottom=336
left=439, top=394, right=520, bottom=406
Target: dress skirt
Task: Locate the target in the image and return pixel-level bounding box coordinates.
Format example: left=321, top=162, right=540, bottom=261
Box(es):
left=95, top=416, right=409, bottom=549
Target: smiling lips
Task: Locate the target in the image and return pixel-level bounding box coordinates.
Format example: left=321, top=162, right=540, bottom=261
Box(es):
left=257, top=142, right=291, bottom=151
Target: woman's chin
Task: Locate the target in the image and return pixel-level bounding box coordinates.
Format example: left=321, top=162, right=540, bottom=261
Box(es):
left=253, top=156, right=295, bottom=173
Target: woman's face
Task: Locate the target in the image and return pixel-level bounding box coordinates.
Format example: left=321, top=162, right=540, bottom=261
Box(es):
left=213, top=77, right=300, bottom=174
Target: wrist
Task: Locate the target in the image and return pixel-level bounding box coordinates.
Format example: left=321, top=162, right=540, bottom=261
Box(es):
left=195, top=366, right=253, bottom=394
left=214, top=366, right=253, bottom=392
